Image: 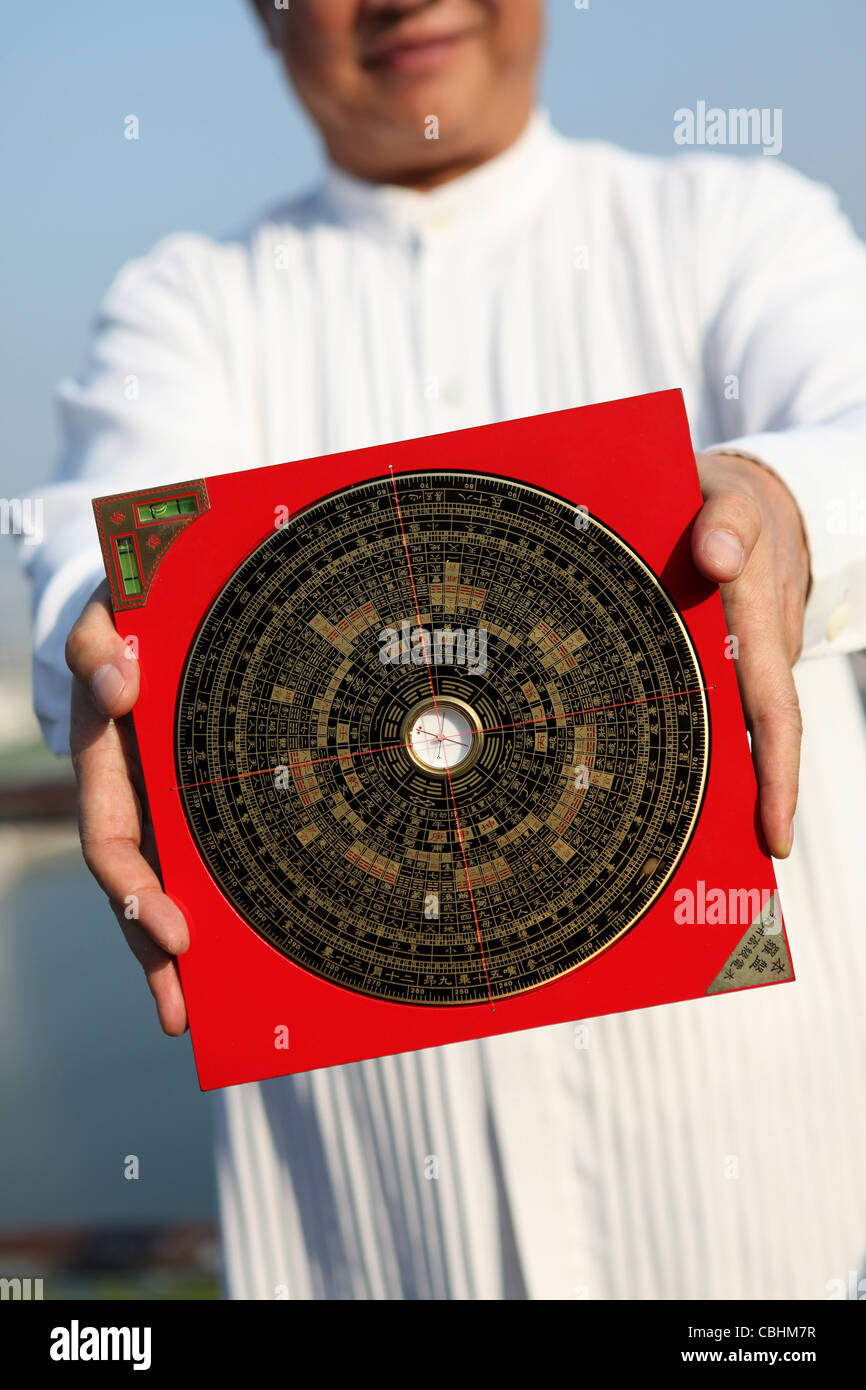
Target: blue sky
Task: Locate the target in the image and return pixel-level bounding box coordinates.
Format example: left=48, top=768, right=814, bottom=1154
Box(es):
left=2, top=0, right=864, bottom=658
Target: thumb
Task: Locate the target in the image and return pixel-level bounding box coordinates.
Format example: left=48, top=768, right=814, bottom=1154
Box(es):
left=65, top=580, right=140, bottom=720
left=691, top=488, right=762, bottom=585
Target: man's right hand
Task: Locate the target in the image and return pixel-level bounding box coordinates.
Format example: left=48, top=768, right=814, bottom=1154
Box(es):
left=65, top=580, right=189, bottom=1035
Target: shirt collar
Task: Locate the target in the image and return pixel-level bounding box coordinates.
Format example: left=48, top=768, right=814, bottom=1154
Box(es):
left=321, top=107, right=564, bottom=246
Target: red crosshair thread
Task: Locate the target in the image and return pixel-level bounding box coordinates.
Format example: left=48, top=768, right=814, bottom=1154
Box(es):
left=387, top=464, right=497, bottom=1012
left=172, top=685, right=715, bottom=791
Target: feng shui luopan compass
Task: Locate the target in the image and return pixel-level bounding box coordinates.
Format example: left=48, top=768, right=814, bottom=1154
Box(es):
left=94, top=391, right=793, bottom=1090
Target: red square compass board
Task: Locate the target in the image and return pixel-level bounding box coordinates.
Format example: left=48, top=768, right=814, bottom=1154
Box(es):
left=93, top=389, right=793, bottom=1090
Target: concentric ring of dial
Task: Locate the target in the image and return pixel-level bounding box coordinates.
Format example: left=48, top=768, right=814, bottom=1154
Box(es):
left=175, top=472, right=709, bottom=1005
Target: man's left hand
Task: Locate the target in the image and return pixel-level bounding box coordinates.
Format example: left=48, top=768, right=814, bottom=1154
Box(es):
left=691, top=451, right=811, bottom=859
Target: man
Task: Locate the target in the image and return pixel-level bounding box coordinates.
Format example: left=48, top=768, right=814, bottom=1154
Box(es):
left=24, top=0, right=866, bottom=1298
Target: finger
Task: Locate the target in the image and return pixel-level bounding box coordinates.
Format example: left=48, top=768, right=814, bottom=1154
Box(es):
left=115, top=911, right=189, bottom=1036
left=725, top=587, right=801, bottom=858
left=65, top=580, right=139, bottom=720
left=73, top=682, right=189, bottom=956
left=691, top=489, right=762, bottom=586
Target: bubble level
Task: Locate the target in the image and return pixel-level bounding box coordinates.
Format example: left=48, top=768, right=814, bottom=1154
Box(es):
left=136, top=495, right=198, bottom=524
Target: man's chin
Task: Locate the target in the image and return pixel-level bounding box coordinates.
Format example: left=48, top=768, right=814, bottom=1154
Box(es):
left=368, top=77, right=487, bottom=143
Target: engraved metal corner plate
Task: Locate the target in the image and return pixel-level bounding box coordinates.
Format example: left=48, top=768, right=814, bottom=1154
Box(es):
left=705, top=892, right=793, bottom=995
left=92, top=478, right=210, bottom=612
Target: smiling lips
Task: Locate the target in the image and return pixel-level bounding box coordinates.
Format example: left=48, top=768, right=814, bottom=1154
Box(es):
left=363, top=27, right=477, bottom=74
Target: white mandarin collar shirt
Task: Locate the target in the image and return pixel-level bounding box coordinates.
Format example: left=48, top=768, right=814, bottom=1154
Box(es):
left=22, top=106, right=866, bottom=757
left=17, top=107, right=866, bottom=1301
left=321, top=107, right=563, bottom=248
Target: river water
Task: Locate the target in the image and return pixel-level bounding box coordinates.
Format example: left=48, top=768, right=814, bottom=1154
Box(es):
left=0, top=830, right=216, bottom=1231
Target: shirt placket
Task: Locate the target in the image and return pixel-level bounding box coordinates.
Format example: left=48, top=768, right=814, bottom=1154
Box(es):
left=413, top=215, right=471, bottom=433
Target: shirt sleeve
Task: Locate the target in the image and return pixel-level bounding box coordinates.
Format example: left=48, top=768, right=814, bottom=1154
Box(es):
left=697, top=156, right=866, bottom=661
left=19, top=232, right=240, bottom=755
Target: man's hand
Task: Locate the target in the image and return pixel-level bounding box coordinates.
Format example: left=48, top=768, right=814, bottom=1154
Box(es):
left=65, top=581, right=189, bottom=1035
left=692, top=452, right=811, bottom=859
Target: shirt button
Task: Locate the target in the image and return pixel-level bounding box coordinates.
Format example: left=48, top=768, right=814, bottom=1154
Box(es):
left=440, top=380, right=465, bottom=407
left=825, top=602, right=850, bottom=641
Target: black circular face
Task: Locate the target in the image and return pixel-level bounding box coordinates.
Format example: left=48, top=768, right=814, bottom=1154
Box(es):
left=175, top=472, right=709, bottom=1005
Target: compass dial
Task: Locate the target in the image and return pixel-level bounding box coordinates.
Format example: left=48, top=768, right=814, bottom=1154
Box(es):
left=175, top=472, right=709, bottom=1005
left=403, top=697, right=482, bottom=776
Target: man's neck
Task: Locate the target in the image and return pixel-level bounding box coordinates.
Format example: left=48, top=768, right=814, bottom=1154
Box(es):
left=325, top=101, right=535, bottom=193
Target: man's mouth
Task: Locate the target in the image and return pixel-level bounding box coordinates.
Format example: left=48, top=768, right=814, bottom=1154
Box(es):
left=362, top=26, right=478, bottom=74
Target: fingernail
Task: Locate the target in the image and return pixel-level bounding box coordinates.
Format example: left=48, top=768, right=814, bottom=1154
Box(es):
left=703, top=529, right=745, bottom=576
left=91, top=663, right=126, bottom=713
left=787, top=819, right=795, bottom=854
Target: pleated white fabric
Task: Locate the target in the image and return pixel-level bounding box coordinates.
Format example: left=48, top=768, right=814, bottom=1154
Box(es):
left=215, top=657, right=866, bottom=1300
left=22, top=109, right=866, bottom=1299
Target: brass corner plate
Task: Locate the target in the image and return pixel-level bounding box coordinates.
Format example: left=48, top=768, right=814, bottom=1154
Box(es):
left=93, top=478, right=210, bottom=611
left=705, top=893, right=794, bottom=995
